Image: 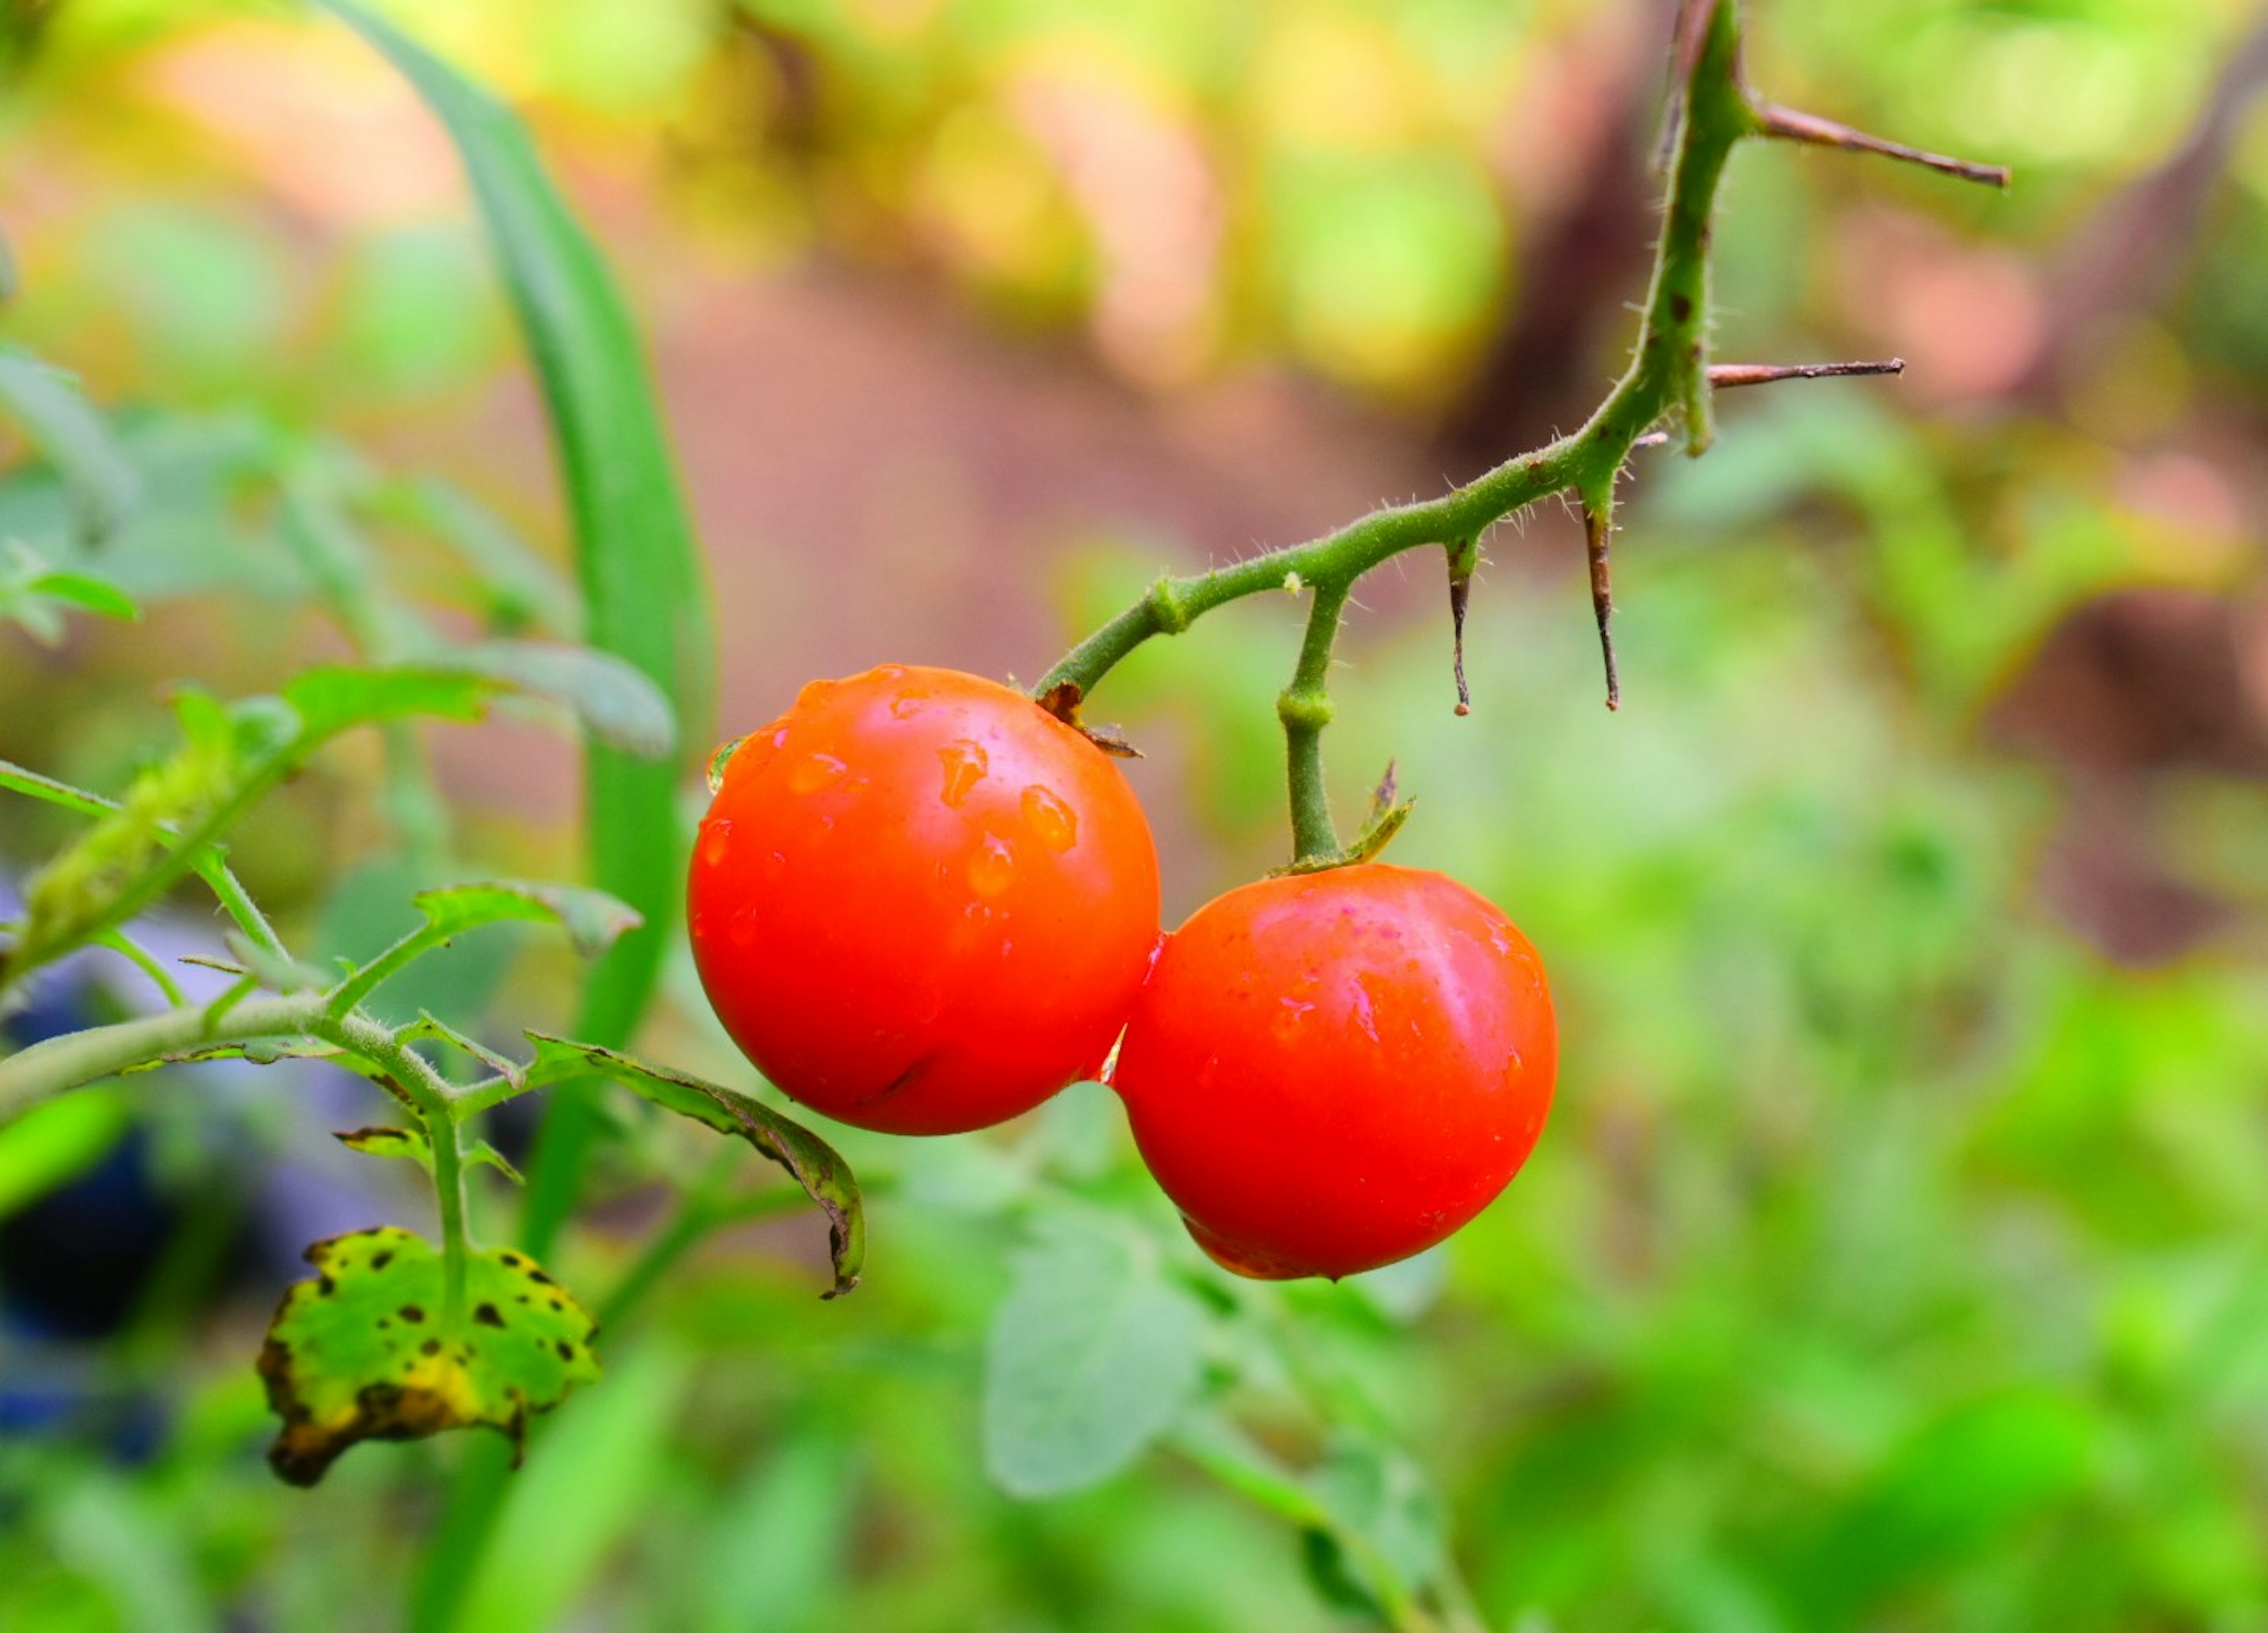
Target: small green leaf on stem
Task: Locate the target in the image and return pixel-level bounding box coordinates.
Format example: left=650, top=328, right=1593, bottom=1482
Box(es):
left=442, top=640, right=676, bottom=760
left=258, top=1225, right=600, bottom=1487
left=408, top=882, right=643, bottom=962
left=522, top=1035, right=864, bottom=1296
left=336, top=1125, right=434, bottom=1172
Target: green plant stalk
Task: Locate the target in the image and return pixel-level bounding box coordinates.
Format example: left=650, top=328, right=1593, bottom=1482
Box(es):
left=0, top=993, right=483, bottom=1128
left=327, top=919, right=460, bottom=1018
left=1280, top=578, right=1351, bottom=862
left=428, top=1104, right=473, bottom=1333
left=94, top=930, right=185, bottom=1006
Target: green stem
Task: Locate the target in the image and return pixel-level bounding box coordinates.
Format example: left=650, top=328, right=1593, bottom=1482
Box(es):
left=191, top=853, right=288, bottom=959
left=0, top=991, right=467, bottom=1129
left=94, top=931, right=185, bottom=1006
left=1033, top=1, right=1755, bottom=712
left=1279, top=578, right=1350, bottom=864
left=428, top=1108, right=472, bottom=1332
left=327, top=921, right=455, bottom=1018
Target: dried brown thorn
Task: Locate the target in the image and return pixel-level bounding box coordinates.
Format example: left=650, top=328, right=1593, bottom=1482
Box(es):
left=1709, top=358, right=1905, bottom=390
left=1581, top=501, right=1620, bottom=712
left=1751, top=103, right=2011, bottom=188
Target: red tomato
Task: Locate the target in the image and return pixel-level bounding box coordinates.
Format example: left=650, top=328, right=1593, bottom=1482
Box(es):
left=690, top=664, right=1162, bottom=1135
left=1112, top=865, right=1556, bottom=1279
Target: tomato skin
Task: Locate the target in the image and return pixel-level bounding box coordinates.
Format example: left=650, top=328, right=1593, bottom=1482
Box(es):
left=689, top=664, right=1162, bottom=1135
left=1112, top=865, right=1556, bottom=1280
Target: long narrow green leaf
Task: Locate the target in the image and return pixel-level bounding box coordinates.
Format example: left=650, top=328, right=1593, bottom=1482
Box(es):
left=321, top=1, right=719, bottom=1258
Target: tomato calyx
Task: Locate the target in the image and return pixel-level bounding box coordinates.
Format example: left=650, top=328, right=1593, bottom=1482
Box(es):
left=1036, top=680, right=1142, bottom=760
left=1273, top=759, right=1415, bottom=878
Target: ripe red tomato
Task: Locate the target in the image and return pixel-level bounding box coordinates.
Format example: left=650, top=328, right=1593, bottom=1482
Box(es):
left=1112, top=865, right=1555, bottom=1280
left=690, top=664, right=1162, bottom=1135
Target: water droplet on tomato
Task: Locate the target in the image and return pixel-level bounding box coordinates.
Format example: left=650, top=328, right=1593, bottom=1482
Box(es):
left=889, top=689, right=929, bottom=721
left=938, top=739, right=989, bottom=807
left=700, top=820, right=734, bottom=867
left=795, top=678, right=838, bottom=710
left=789, top=753, right=848, bottom=794
left=967, top=835, right=1016, bottom=897
left=729, top=910, right=757, bottom=947
left=1020, top=785, right=1077, bottom=850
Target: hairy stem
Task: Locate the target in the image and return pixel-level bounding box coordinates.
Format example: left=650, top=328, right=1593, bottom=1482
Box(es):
left=1280, top=578, right=1351, bottom=863
left=428, top=1109, right=472, bottom=1331
left=0, top=990, right=468, bottom=1128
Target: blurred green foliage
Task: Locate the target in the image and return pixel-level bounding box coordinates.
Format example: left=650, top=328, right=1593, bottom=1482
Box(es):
left=4, top=1, right=2268, bottom=1631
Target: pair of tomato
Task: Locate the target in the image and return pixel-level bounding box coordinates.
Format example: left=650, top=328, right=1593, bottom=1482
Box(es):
left=689, top=665, right=1557, bottom=1280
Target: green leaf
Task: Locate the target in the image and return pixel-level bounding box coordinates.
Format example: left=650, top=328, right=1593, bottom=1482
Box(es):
left=469, top=1139, right=525, bottom=1185
left=0, top=545, right=142, bottom=644
left=332, top=1124, right=525, bottom=1186
left=257, top=1225, right=601, bottom=1487
left=982, top=1218, right=1205, bottom=1497
left=334, top=1125, right=433, bottom=1171
left=1308, top=1439, right=1450, bottom=1603
left=409, top=881, right=643, bottom=961
left=442, top=640, right=675, bottom=760
left=0, top=347, right=140, bottom=543
left=26, top=569, right=140, bottom=621
left=279, top=664, right=496, bottom=742
left=522, top=1034, right=862, bottom=1296
left=322, top=0, right=719, bottom=1262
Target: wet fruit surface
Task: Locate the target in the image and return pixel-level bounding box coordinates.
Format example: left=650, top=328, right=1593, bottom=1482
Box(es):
left=690, top=664, right=1162, bottom=1134
left=1112, top=864, right=1556, bottom=1279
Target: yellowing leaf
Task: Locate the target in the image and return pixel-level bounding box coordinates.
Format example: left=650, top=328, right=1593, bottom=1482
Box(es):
left=258, top=1226, right=600, bottom=1487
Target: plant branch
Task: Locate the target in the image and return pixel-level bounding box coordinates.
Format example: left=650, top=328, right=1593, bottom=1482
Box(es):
left=1280, top=578, right=1351, bottom=864
left=1031, top=0, right=2002, bottom=872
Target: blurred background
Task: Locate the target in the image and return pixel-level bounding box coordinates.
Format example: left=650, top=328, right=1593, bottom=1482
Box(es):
left=4, top=0, right=2268, bottom=1627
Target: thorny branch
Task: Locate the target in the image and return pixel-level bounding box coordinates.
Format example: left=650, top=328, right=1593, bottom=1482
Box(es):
left=1034, top=0, right=2006, bottom=868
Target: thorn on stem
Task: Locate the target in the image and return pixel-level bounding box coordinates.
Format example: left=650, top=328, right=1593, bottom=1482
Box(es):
left=1582, top=501, right=1621, bottom=712
left=1446, top=539, right=1476, bottom=716
left=1751, top=102, right=2010, bottom=188
left=1709, top=358, right=1905, bottom=390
